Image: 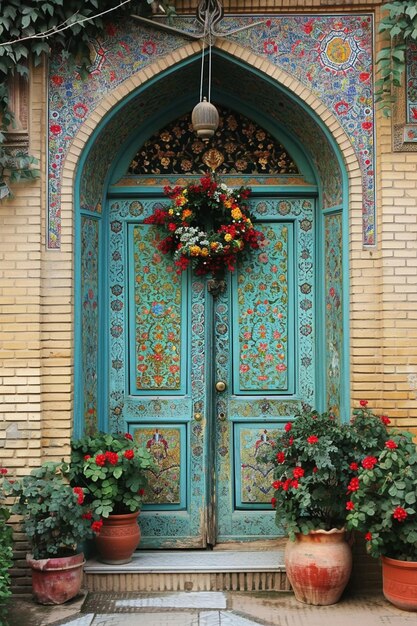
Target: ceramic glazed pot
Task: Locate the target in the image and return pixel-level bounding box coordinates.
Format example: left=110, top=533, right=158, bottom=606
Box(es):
left=284, top=528, right=352, bottom=605
left=94, top=511, right=141, bottom=564
left=382, top=556, right=417, bottom=611
left=26, top=552, right=85, bottom=605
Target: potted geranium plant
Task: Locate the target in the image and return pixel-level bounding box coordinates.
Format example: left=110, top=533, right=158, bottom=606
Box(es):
left=0, top=462, right=97, bottom=605
left=346, top=409, right=417, bottom=611
left=68, top=431, right=154, bottom=564
left=270, top=406, right=389, bottom=605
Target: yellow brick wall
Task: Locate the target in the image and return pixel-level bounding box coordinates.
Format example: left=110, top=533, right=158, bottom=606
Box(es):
left=0, top=1, right=415, bottom=488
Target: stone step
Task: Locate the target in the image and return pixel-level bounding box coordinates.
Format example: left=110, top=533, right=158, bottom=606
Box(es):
left=83, top=549, right=289, bottom=593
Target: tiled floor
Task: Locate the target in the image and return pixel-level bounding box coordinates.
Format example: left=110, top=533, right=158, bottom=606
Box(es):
left=4, top=590, right=417, bottom=626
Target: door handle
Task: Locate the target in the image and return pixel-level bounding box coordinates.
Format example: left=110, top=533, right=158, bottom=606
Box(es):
left=194, top=412, right=203, bottom=422
left=215, top=381, right=227, bottom=392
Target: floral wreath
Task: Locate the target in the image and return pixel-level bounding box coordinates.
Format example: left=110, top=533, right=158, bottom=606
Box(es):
left=144, top=175, right=264, bottom=276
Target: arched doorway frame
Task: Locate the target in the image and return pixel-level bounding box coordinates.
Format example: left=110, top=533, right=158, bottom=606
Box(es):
left=66, top=40, right=361, bottom=436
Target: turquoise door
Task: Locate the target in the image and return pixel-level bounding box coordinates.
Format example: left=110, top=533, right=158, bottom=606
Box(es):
left=107, top=193, right=316, bottom=547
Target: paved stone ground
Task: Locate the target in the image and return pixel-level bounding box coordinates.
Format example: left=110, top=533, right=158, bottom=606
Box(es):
left=2, top=590, right=417, bottom=626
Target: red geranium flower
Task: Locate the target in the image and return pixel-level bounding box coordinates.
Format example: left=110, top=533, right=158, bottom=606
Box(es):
left=276, top=452, right=285, bottom=463
left=346, top=501, right=355, bottom=510
left=385, top=440, right=397, bottom=450
left=124, top=433, right=133, bottom=441
left=359, top=400, right=368, bottom=407
left=307, top=435, right=318, bottom=444
left=364, top=532, right=372, bottom=541
left=95, top=454, right=106, bottom=467
left=293, top=467, right=305, bottom=479
left=284, top=422, right=292, bottom=432
left=91, top=520, right=103, bottom=533
left=392, top=506, right=408, bottom=522
left=347, top=477, right=360, bottom=492
left=361, top=456, right=378, bottom=470
left=124, top=450, right=134, bottom=460
left=271, top=497, right=277, bottom=508
left=349, top=462, right=359, bottom=471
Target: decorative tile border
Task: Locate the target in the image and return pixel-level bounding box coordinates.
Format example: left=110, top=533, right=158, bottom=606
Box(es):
left=49, top=14, right=375, bottom=247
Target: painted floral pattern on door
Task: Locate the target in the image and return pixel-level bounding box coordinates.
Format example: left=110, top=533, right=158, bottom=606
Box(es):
left=132, top=224, right=183, bottom=391
left=237, top=223, right=289, bottom=391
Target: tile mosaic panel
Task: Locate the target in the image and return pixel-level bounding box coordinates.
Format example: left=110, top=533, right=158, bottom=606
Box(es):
left=131, top=224, right=183, bottom=391
left=50, top=15, right=374, bottom=247
left=132, top=426, right=182, bottom=505
left=407, top=41, right=417, bottom=124
left=324, top=212, right=343, bottom=417
left=237, top=426, right=281, bottom=506
left=81, top=215, right=99, bottom=434
left=128, top=106, right=299, bottom=175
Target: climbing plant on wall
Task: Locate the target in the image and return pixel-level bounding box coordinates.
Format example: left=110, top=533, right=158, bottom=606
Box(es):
left=0, top=0, right=176, bottom=192
left=377, top=1, right=417, bottom=116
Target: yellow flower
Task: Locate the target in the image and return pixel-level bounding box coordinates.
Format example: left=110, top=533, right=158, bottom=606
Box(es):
left=231, top=208, right=242, bottom=220
left=190, top=245, right=201, bottom=256
left=182, top=209, right=192, bottom=219
left=224, top=233, right=232, bottom=242
left=210, top=242, right=219, bottom=250
left=168, top=209, right=174, bottom=215
left=201, top=248, right=209, bottom=257
left=224, top=199, right=232, bottom=209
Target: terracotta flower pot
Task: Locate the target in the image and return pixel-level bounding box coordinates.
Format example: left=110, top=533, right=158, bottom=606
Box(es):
left=26, top=552, right=85, bottom=605
left=284, top=528, right=352, bottom=605
left=94, top=511, right=141, bottom=564
left=382, top=556, right=417, bottom=611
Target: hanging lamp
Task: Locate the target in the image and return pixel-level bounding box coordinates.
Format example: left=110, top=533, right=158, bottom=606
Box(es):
left=191, top=5, right=219, bottom=142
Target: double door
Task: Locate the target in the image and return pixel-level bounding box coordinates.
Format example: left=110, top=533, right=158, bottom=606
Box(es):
left=107, top=194, right=316, bottom=547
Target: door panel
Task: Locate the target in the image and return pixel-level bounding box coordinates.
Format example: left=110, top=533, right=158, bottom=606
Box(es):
left=108, top=195, right=315, bottom=546
left=215, top=198, right=315, bottom=542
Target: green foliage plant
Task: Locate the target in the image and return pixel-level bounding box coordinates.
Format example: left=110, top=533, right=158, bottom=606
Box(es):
left=270, top=404, right=390, bottom=540
left=68, top=431, right=155, bottom=518
left=0, top=1, right=176, bottom=189
left=377, top=1, right=417, bottom=116
left=346, top=415, right=417, bottom=561
left=0, top=462, right=95, bottom=560
left=0, top=470, right=13, bottom=604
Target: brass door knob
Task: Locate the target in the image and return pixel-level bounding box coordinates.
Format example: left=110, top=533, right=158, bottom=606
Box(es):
left=194, top=412, right=203, bottom=421
left=215, top=381, right=226, bottom=392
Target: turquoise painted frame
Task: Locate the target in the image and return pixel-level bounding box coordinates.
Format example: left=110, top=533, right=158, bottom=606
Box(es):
left=74, top=48, right=350, bottom=437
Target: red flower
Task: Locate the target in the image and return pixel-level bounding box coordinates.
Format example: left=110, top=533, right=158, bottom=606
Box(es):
left=276, top=452, right=285, bottom=464
left=359, top=400, right=368, bottom=407
left=82, top=511, right=92, bottom=520
left=293, top=467, right=305, bottom=479
left=50, top=124, right=62, bottom=135
left=346, top=501, right=355, bottom=510
left=264, top=39, right=278, bottom=54
left=138, top=488, right=145, bottom=496
left=288, top=436, right=294, bottom=445
left=284, top=422, right=292, bottom=432
left=124, top=450, right=134, bottom=460
left=307, top=435, right=318, bottom=444
left=124, top=432, right=133, bottom=440
left=362, top=122, right=373, bottom=131
left=361, top=456, right=378, bottom=470
left=364, top=532, right=372, bottom=541
left=271, top=497, right=277, bottom=508
left=312, top=466, right=318, bottom=473
left=0, top=468, right=8, bottom=475
left=380, top=415, right=391, bottom=425
left=349, top=462, right=359, bottom=471
left=385, top=440, right=397, bottom=450
left=91, top=520, right=103, bottom=533
left=347, top=477, right=360, bottom=492
left=84, top=455, right=91, bottom=461
left=282, top=479, right=292, bottom=491
left=105, top=451, right=119, bottom=465
left=393, top=506, right=408, bottom=522
left=272, top=480, right=282, bottom=489
left=291, top=479, right=299, bottom=489
left=95, top=454, right=106, bottom=466
left=73, top=486, right=84, bottom=505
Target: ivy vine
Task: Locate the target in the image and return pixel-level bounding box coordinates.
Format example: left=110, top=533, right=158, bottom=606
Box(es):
left=376, top=1, right=417, bottom=116
left=0, top=0, right=176, bottom=194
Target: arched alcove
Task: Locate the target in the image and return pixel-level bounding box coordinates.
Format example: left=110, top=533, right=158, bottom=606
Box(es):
left=72, top=48, right=352, bottom=547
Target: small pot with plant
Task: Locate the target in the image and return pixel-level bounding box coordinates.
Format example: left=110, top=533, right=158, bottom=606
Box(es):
left=68, top=431, right=154, bottom=564
left=270, top=405, right=389, bottom=605
left=346, top=405, right=417, bottom=611
left=0, top=462, right=97, bottom=605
